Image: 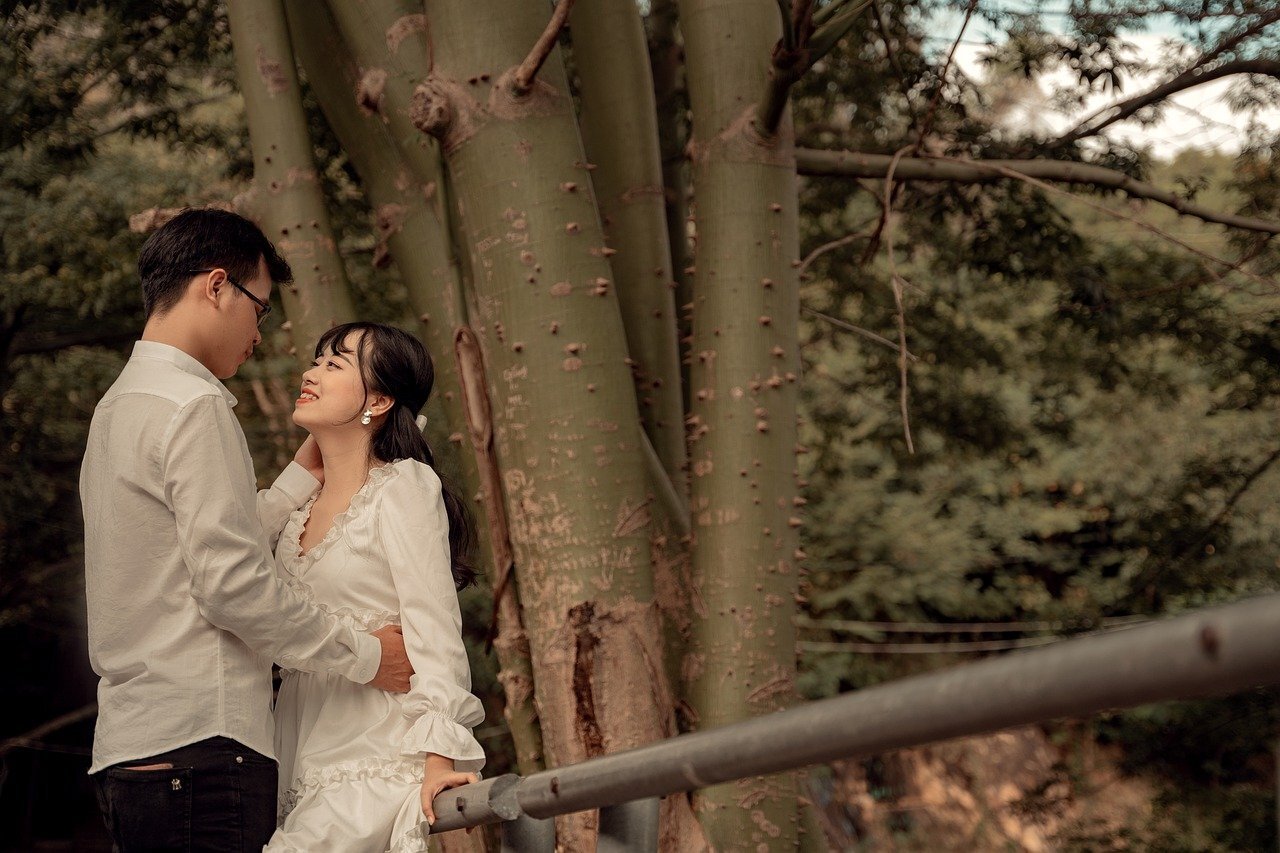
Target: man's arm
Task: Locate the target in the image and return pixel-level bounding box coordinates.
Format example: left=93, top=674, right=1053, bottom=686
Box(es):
left=161, top=394, right=408, bottom=689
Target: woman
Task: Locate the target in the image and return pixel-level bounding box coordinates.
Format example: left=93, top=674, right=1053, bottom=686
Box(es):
left=266, top=322, right=485, bottom=852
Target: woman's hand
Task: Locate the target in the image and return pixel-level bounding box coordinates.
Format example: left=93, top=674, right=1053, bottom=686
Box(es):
left=420, top=754, right=479, bottom=827
left=293, top=434, right=324, bottom=484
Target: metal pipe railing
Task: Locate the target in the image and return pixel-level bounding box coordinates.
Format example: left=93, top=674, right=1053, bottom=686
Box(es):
left=429, top=592, right=1280, bottom=839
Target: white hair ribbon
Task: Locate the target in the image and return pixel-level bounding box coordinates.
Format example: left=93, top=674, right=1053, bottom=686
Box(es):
left=415, top=414, right=428, bottom=432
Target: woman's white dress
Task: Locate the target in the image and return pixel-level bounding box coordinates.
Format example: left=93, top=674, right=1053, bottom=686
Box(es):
left=265, top=459, right=486, bottom=853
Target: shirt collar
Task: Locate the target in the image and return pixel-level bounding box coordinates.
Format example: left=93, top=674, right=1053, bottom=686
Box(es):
left=131, top=340, right=238, bottom=407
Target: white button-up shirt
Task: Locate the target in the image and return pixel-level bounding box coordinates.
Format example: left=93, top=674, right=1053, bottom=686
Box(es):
left=81, top=341, right=380, bottom=773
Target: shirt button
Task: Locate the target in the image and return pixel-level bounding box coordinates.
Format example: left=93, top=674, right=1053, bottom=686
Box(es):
left=235, top=756, right=244, bottom=764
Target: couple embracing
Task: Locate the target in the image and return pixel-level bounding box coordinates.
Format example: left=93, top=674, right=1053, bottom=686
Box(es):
left=81, top=209, right=484, bottom=852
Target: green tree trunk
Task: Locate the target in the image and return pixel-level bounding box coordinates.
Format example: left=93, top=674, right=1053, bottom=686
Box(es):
left=411, top=2, right=702, bottom=847
left=570, top=0, right=686, bottom=497
left=569, top=0, right=698, bottom=707
left=227, top=0, right=355, bottom=353
left=678, top=0, right=804, bottom=846
left=284, top=1, right=545, bottom=777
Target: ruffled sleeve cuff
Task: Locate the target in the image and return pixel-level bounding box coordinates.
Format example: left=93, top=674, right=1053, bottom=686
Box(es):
left=399, top=710, right=486, bottom=774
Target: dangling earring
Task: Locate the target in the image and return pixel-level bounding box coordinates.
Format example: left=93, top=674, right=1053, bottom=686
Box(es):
left=361, top=409, right=373, bottom=425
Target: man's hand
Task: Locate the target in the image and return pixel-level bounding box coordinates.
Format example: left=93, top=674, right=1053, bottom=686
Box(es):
left=369, top=624, right=413, bottom=693
left=293, top=434, right=324, bottom=484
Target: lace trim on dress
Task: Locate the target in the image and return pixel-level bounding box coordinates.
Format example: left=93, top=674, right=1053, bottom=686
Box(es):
left=277, top=755, right=425, bottom=823
left=282, top=574, right=399, bottom=632
left=280, top=462, right=399, bottom=574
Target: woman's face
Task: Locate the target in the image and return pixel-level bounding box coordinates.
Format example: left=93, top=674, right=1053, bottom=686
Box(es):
left=293, top=331, right=370, bottom=431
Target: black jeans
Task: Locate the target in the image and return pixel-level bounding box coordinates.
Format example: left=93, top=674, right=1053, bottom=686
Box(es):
left=93, top=736, right=277, bottom=853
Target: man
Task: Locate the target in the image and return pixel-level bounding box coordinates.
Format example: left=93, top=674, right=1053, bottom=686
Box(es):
left=81, top=209, right=412, bottom=851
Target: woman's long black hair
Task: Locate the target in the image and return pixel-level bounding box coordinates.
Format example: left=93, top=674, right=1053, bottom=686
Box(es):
left=314, top=322, right=477, bottom=591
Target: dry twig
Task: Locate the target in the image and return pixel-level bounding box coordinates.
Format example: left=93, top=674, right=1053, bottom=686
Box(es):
left=513, top=0, right=576, bottom=93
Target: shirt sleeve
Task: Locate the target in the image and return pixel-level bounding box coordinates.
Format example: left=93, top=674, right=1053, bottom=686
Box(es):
left=161, top=395, right=381, bottom=685
left=257, top=462, right=319, bottom=549
left=377, top=463, right=486, bottom=773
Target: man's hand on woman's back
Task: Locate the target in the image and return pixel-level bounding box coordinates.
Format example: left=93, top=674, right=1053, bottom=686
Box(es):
left=369, top=624, right=413, bottom=692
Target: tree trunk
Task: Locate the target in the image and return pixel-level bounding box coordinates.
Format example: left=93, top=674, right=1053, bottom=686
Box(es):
left=570, top=0, right=687, bottom=497
left=645, top=0, right=694, bottom=402
left=227, top=0, right=355, bottom=354
left=411, top=2, right=701, bottom=847
left=285, top=1, right=545, bottom=777
left=678, top=0, right=804, bottom=846
left=569, top=0, right=700, bottom=712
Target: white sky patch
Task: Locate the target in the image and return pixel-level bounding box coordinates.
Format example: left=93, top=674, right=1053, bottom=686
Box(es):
left=928, top=13, right=1279, bottom=158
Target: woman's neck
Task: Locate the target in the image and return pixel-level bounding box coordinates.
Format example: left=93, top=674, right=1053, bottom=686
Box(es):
left=312, top=431, right=379, bottom=497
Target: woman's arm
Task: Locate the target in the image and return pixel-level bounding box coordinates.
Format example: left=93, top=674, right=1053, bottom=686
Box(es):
left=256, top=436, right=322, bottom=546
left=377, top=463, right=487, bottom=784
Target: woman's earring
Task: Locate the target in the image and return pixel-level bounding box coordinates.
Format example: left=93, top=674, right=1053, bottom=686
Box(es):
left=361, top=409, right=373, bottom=425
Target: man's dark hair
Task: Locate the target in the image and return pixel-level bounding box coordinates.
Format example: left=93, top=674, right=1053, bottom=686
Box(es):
left=138, top=209, right=293, bottom=318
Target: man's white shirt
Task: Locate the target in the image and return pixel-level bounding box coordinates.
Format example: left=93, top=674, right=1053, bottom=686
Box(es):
left=81, top=341, right=380, bottom=773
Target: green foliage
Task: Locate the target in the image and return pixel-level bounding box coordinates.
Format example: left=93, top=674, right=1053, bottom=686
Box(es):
left=789, top=3, right=1280, bottom=845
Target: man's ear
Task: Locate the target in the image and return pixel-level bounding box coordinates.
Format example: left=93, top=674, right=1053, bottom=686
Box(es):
left=195, top=269, right=228, bottom=308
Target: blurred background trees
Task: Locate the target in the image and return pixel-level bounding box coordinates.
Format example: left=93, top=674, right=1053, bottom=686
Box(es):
left=2, top=0, right=1278, bottom=849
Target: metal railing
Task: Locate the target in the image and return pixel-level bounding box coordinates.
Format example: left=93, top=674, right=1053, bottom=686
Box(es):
left=424, top=592, right=1280, bottom=849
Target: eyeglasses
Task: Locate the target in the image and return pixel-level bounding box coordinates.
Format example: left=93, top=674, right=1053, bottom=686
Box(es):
left=187, top=268, right=273, bottom=327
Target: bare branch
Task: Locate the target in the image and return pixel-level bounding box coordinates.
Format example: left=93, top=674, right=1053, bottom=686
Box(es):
left=512, top=0, right=576, bottom=93
left=882, top=145, right=916, bottom=455
left=802, top=306, right=919, bottom=361
left=1054, top=58, right=1280, bottom=147
left=914, top=0, right=976, bottom=152
left=795, top=148, right=1280, bottom=235
left=797, top=219, right=877, bottom=275
left=756, top=0, right=872, bottom=136
left=947, top=156, right=1280, bottom=292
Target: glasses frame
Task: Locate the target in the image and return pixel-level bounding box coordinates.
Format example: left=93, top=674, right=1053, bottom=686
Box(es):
left=186, top=268, right=273, bottom=327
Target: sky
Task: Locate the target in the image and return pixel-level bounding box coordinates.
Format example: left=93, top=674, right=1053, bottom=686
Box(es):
left=930, top=7, right=1279, bottom=158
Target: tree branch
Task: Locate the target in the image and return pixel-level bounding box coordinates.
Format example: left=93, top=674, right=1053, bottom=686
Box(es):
left=10, top=327, right=138, bottom=356
left=512, top=0, right=576, bottom=93
left=795, top=148, right=1280, bottom=235
left=756, top=0, right=872, bottom=136
left=802, top=306, right=918, bottom=361
left=913, top=0, right=975, bottom=152
left=1053, top=58, right=1280, bottom=148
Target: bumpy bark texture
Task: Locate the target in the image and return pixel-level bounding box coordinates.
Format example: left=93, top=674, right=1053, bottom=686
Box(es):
left=678, top=0, right=805, bottom=847
left=410, top=3, right=701, bottom=848
left=570, top=0, right=686, bottom=496
left=227, top=0, right=355, bottom=354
